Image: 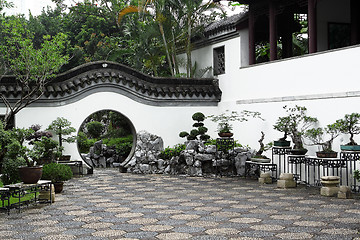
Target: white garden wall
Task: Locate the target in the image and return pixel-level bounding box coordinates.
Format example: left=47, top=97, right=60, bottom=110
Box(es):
left=10, top=92, right=219, bottom=161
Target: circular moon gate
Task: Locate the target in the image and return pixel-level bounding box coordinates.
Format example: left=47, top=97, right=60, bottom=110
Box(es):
left=77, top=109, right=136, bottom=169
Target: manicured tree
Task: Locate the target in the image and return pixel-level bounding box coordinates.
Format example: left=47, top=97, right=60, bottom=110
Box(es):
left=47, top=117, right=76, bottom=149
left=179, top=112, right=210, bottom=141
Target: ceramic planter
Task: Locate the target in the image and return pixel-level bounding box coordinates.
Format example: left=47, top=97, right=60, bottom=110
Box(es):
left=273, top=140, right=291, bottom=147
left=289, top=148, right=308, bottom=155
left=251, top=158, right=271, bottom=163
left=53, top=182, right=64, bottom=193
left=316, top=151, right=338, bottom=158
left=340, top=145, right=360, bottom=151
left=218, top=132, right=233, bottom=138
left=18, top=166, right=43, bottom=184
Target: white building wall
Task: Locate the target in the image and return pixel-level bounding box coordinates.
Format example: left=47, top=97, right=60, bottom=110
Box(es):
left=218, top=45, right=360, bottom=157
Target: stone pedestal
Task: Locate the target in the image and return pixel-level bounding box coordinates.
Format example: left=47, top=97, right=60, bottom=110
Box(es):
left=320, top=176, right=340, bottom=197
left=338, top=185, right=353, bottom=199
left=259, top=172, right=272, bottom=184
left=39, top=184, right=55, bottom=203
left=277, top=173, right=296, bottom=188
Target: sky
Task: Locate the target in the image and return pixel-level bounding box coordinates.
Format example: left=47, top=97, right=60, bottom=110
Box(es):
left=5, top=0, right=242, bottom=18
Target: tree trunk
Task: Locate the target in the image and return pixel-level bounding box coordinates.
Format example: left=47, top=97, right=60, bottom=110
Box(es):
left=186, top=16, right=192, bottom=78
left=158, top=22, right=174, bottom=76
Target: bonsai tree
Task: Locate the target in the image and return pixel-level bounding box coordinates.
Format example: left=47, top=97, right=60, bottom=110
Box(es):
left=179, top=112, right=210, bottom=141
left=273, top=116, right=291, bottom=142
left=279, top=105, right=318, bottom=150
left=207, top=110, right=263, bottom=134
left=47, top=117, right=76, bottom=154
left=253, top=131, right=273, bottom=159
left=304, top=123, right=341, bottom=153
left=27, top=124, right=62, bottom=163
left=335, top=113, right=360, bottom=146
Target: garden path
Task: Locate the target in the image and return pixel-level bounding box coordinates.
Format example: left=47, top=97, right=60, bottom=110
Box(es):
left=1, top=169, right=360, bottom=240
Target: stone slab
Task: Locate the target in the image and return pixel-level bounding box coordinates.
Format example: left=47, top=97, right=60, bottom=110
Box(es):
left=320, top=186, right=339, bottom=197
left=277, top=179, right=296, bottom=188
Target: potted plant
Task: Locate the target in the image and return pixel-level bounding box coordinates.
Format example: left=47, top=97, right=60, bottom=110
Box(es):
left=27, top=124, right=62, bottom=164
left=207, top=110, right=263, bottom=138
left=278, top=105, right=318, bottom=155
left=273, top=116, right=291, bottom=147
left=179, top=112, right=210, bottom=141
left=41, top=162, right=73, bottom=193
left=2, top=126, right=44, bottom=184
left=47, top=117, right=76, bottom=161
left=304, top=122, right=341, bottom=158
left=335, top=113, right=360, bottom=151
left=251, top=131, right=273, bottom=163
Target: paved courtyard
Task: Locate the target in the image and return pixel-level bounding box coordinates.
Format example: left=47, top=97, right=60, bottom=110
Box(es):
left=1, top=169, right=360, bottom=240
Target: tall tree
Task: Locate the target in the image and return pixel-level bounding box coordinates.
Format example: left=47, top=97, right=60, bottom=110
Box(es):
left=0, top=16, right=69, bottom=129
left=118, top=0, right=175, bottom=76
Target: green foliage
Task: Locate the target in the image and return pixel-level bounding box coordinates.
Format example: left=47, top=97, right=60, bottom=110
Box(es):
left=102, top=135, right=133, bottom=157
left=47, top=117, right=76, bottom=149
left=208, top=110, right=264, bottom=133
left=179, top=131, right=189, bottom=138
left=77, top=131, right=97, bottom=153
left=28, top=136, right=62, bottom=161
left=304, top=122, right=341, bottom=152
left=0, top=16, right=69, bottom=128
left=180, top=112, right=210, bottom=141
left=159, top=144, right=186, bottom=160
left=86, top=121, right=104, bottom=139
left=1, top=157, right=26, bottom=185
left=354, top=170, right=360, bottom=181
left=41, top=162, right=73, bottom=183
left=278, top=105, right=318, bottom=150
left=192, top=112, right=205, bottom=122
left=335, top=113, right=360, bottom=145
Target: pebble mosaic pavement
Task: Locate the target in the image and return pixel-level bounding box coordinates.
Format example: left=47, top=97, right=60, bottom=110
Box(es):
left=1, top=169, right=360, bottom=240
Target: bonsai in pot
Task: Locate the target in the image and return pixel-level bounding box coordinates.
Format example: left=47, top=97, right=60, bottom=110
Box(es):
left=335, top=113, right=360, bottom=151
left=2, top=126, right=45, bottom=184
left=207, top=110, right=263, bottom=138
left=304, top=122, right=341, bottom=158
left=273, top=116, right=291, bottom=147
left=47, top=117, right=76, bottom=161
left=278, top=105, right=318, bottom=155
left=41, top=162, right=73, bottom=193
left=1, top=126, right=44, bottom=184
left=179, top=112, right=210, bottom=141
left=251, top=131, right=273, bottom=163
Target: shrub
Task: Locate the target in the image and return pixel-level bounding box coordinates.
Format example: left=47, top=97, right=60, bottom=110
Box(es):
left=1, top=157, right=26, bottom=185
left=102, top=135, right=133, bottom=157
left=77, top=132, right=97, bottom=153
left=159, top=144, right=186, bottom=160
left=86, top=121, right=104, bottom=138
left=41, top=162, right=73, bottom=183
left=179, top=112, right=210, bottom=141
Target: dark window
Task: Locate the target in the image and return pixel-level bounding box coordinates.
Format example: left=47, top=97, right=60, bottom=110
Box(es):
left=328, top=22, right=351, bottom=50
left=213, top=46, right=225, bottom=75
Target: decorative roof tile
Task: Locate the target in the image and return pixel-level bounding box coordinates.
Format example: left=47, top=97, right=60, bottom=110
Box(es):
left=0, top=61, right=221, bottom=107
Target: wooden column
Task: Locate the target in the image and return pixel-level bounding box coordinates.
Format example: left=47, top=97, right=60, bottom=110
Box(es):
left=351, top=0, right=360, bottom=45
left=249, top=4, right=256, bottom=65
left=281, top=12, right=293, bottom=58
left=308, top=0, right=317, bottom=53
left=269, top=0, right=277, bottom=61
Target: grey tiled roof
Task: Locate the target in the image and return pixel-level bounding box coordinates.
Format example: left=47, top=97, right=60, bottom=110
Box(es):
left=0, top=61, right=221, bottom=107
left=205, top=12, right=248, bottom=35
